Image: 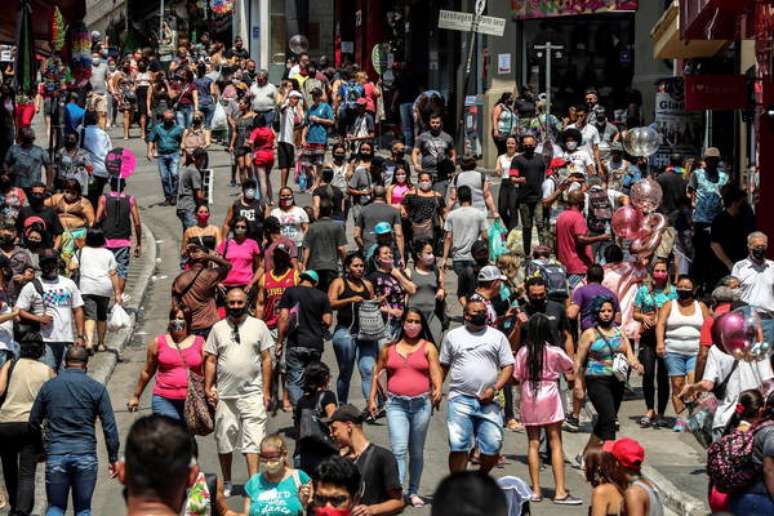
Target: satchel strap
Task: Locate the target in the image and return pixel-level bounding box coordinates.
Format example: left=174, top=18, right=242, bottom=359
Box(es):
left=594, top=327, right=620, bottom=359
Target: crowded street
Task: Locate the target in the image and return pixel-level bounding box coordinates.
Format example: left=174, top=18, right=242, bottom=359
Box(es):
left=1, top=1, right=774, bottom=515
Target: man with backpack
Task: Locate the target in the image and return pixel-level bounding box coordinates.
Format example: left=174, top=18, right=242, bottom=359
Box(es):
left=584, top=175, right=627, bottom=262
left=335, top=69, right=364, bottom=138
left=448, top=154, right=498, bottom=218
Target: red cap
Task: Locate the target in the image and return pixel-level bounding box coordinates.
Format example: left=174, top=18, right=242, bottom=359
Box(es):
left=603, top=438, right=644, bottom=470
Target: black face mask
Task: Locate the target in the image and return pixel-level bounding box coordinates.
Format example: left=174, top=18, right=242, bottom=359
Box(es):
left=333, top=155, right=345, bottom=163
left=752, top=248, right=766, bottom=261
left=21, top=137, right=34, bottom=145
left=163, top=119, right=174, bottom=128
left=522, top=146, right=535, bottom=156
left=676, top=289, right=693, bottom=301
left=27, top=240, right=42, bottom=250
left=597, top=318, right=614, bottom=328
left=430, top=128, right=441, bottom=136
left=528, top=297, right=546, bottom=311
left=360, top=152, right=372, bottom=160
left=466, top=312, right=488, bottom=329
left=41, top=265, right=58, bottom=280
left=29, top=193, right=46, bottom=205
left=393, top=151, right=405, bottom=160
left=0, top=235, right=13, bottom=246
left=227, top=305, right=247, bottom=319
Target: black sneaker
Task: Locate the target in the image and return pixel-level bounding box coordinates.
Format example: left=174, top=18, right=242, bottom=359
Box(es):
left=563, top=416, right=580, bottom=433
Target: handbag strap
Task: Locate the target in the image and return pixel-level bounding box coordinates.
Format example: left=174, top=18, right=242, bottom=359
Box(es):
left=714, top=359, right=739, bottom=396
left=594, top=327, right=621, bottom=359
left=0, top=358, right=17, bottom=403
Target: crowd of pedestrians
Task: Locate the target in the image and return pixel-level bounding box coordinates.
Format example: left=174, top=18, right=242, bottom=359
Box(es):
left=0, top=30, right=773, bottom=516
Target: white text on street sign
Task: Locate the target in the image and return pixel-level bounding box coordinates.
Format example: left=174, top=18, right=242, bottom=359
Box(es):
left=437, top=10, right=506, bottom=37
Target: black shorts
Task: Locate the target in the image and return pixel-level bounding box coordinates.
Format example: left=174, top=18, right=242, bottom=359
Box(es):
left=277, top=142, right=295, bottom=169
left=83, top=294, right=110, bottom=322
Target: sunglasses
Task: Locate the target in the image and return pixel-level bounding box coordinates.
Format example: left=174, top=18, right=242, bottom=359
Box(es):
left=313, top=494, right=349, bottom=508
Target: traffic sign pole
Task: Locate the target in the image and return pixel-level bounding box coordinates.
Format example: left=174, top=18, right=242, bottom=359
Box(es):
left=534, top=41, right=564, bottom=119
left=457, top=3, right=485, bottom=155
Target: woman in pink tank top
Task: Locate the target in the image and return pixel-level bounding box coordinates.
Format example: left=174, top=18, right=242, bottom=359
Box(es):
left=367, top=308, right=442, bottom=508
left=387, top=166, right=412, bottom=207
left=127, top=305, right=205, bottom=422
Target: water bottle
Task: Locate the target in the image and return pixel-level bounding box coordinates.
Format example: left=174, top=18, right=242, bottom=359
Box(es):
left=298, top=171, right=307, bottom=191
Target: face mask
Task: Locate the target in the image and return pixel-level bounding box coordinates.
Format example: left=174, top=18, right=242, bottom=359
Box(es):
left=30, top=193, right=46, bottom=205
left=234, top=227, right=248, bottom=236
left=280, top=198, right=293, bottom=208
left=566, top=141, right=578, bottom=151
left=65, top=140, right=77, bottom=149
left=522, top=146, right=535, bottom=156
left=27, top=240, right=42, bottom=250
left=169, top=319, right=186, bottom=332
left=227, top=305, right=247, bottom=319
left=41, top=265, right=58, bottom=280
left=333, top=155, right=345, bottom=164
left=193, top=118, right=203, bottom=125
left=314, top=508, right=351, bottom=516
left=360, top=152, right=372, bottom=160
left=597, top=317, right=613, bottom=328
left=421, top=253, right=435, bottom=266
left=21, top=136, right=34, bottom=145
left=596, top=115, right=606, bottom=123
left=752, top=248, right=766, bottom=261
left=394, top=151, right=405, bottom=160
left=196, top=213, right=209, bottom=224
left=430, top=128, right=441, bottom=136
left=262, top=459, right=284, bottom=476
left=652, top=271, right=668, bottom=284
left=0, top=235, right=13, bottom=246
left=395, top=174, right=407, bottom=184
left=64, top=192, right=78, bottom=203
left=163, top=119, right=174, bottom=128
left=403, top=322, right=421, bottom=338
left=108, top=65, right=116, bottom=72
left=244, top=188, right=256, bottom=200
left=418, top=181, right=432, bottom=192
left=92, top=58, right=101, bottom=65
left=466, top=312, right=488, bottom=329
left=676, top=289, right=693, bottom=301
left=528, top=297, right=546, bottom=310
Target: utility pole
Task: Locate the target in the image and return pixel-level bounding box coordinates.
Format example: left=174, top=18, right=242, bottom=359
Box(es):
left=456, top=0, right=486, bottom=155
left=533, top=41, right=564, bottom=117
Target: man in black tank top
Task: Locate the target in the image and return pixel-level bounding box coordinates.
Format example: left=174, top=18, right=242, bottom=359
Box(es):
left=222, top=179, right=266, bottom=243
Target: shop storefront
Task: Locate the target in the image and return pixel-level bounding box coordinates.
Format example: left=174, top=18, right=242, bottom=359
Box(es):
left=513, top=1, right=639, bottom=119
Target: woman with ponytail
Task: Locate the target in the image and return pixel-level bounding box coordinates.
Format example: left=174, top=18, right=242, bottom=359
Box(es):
left=512, top=314, right=580, bottom=505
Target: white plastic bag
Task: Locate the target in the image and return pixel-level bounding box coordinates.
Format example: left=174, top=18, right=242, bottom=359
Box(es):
left=108, top=304, right=131, bottom=331
left=211, top=101, right=228, bottom=131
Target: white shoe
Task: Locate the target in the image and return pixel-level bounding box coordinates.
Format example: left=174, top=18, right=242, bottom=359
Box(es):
left=121, top=293, right=131, bottom=304
left=223, top=480, right=233, bottom=498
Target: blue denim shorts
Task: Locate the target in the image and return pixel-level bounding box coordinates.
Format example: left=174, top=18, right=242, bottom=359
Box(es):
left=446, top=394, right=503, bottom=455
left=109, top=246, right=131, bottom=279
left=664, top=352, right=696, bottom=377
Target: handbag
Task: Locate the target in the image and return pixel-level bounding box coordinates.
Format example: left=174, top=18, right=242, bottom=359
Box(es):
left=172, top=338, right=215, bottom=436
left=354, top=299, right=386, bottom=341
left=595, top=328, right=630, bottom=383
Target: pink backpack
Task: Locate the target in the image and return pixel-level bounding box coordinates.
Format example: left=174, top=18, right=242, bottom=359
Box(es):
left=706, top=420, right=774, bottom=493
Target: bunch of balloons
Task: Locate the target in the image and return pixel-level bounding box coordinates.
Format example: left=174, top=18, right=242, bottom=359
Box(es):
left=69, top=23, right=92, bottom=83
left=611, top=178, right=666, bottom=259
left=713, top=307, right=771, bottom=361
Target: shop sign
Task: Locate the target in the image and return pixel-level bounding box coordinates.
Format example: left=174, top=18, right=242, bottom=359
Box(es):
left=512, top=0, right=638, bottom=20
left=650, top=78, right=704, bottom=169
left=438, top=10, right=506, bottom=37
left=684, top=75, right=747, bottom=111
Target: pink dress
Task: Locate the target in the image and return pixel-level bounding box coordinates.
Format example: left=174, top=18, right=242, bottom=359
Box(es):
left=513, top=345, right=574, bottom=426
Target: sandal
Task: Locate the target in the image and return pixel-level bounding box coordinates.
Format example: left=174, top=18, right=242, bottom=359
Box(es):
left=553, top=493, right=582, bottom=505
left=529, top=494, right=543, bottom=503
left=639, top=415, right=654, bottom=428
left=506, top=418, right=523, bottom=432
left=409, top=495, right=425, bottom=508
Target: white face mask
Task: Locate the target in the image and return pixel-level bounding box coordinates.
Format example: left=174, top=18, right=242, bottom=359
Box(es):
left=244, top=188, right=256, bottom=200
left=566, top=141, right=578, bottom=151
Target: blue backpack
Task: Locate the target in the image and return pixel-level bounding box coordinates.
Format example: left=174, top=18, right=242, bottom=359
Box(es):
left=340, top=81, right=364, bottom=109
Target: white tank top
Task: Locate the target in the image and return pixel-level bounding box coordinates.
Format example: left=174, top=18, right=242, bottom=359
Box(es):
left=664, top=300, right=703, bottom=355
left=331, top=163, right=348, bottom=190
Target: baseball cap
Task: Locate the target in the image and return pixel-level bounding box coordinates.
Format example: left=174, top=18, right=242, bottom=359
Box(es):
left=355, top=97, right=368, bottom=106
left=289, top=90, right=303, bottom=99
left=320, top=404, right=364, bottom=425
left=603, top=438, right=645, bottom=471
left=478, top=265, right=506, bottom=282
left=703, top=147, right=721, bottom=159
left=300, top=270, right=319, bottom=284
left=609, top=141, right=624, bottom=152
left=374, top=222, right=392, bottom=235
left=274, top=242, right=291, bottom=256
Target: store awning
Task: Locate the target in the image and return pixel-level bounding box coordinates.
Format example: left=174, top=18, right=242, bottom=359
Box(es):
left=651, top=1, right=727, bottom=59
left=0, top=0, right=86, bottom=51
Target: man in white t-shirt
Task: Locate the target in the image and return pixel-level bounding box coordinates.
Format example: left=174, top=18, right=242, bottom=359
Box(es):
left=440, top=300, right=514, bottom=473
left=567, top=105, right=601, bottom=171
left=277, top=91, right=303, bottom=188
left=204, top=288, right=274, bottom=497
left=248, top=70, right=277, bottom=125
left=732, top=231, right=774, bottom=345
left=15, top=248, right=85, bottom=372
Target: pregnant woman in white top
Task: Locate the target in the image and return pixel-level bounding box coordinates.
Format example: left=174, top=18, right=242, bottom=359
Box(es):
left=656, top=275, right=709, bottom=432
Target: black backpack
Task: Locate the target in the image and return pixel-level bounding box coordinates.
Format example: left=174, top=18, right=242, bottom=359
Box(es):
left=297, top=392, right=337, bottom=451
left=14, top=279, right=46, bottom=341
left=586, top=187, right=613, bottom=234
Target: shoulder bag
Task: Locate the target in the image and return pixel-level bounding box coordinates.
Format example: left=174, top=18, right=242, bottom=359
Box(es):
left=172, top=338, right=215, bottom=436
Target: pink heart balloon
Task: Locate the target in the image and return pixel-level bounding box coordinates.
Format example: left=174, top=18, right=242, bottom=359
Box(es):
left=611, top=206, right=641, bottom=240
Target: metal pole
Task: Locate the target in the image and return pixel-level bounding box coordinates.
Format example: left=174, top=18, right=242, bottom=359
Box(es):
left=545, top=42, right=551, bottom=119
left=457, top=15, right=480, bottom=155
left=160, top=0, right=164, bottom=46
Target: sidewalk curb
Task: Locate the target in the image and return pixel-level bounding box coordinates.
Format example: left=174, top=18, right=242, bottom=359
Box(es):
left=88, top=223, right=158, bottom=386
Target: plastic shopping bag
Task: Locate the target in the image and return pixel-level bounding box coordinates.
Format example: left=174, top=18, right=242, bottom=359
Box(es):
left=488, top=218, right=508, bottom=262
left=211, top=101, right=228, bottom=131
left=108, top=304, right=131, bottom=331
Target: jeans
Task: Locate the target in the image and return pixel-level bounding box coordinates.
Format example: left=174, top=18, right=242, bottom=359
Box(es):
left=446, top=395, right=503, bottom=455
left=285, top=347, right=322, bottom=405
left=176, top=104, right=193, bottom=129
left=331, top=326, right=379, bottom=404
left=729, top=491, right=774, bottom=514
left=157, top=153, right=180, bottom=200
left=497, top=181, right=520, bottom=231
left=42, top=341, right=70, bottom=373
left=45, top=453, right=98, bottom=516
left=0, top=422, right=41, bottom=514
left=386, top=394, right=432, bottom=496
left=151, top=395, right=185, bottom=421
left=586, top=375, right=624, bottom=441
left=519, top=201, right=543, bottom=258
left=176, top=209, right=196, bottom=232
left=399, top=103, right=414, bottom=147
left=199, top=103, right=214, bottom=126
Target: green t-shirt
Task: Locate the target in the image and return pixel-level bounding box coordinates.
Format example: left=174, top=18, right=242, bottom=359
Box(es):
left=244, top=470, right=311, bottom=516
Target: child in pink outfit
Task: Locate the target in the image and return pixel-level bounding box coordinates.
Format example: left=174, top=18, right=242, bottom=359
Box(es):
left=511, top=313, right=581, bottom=505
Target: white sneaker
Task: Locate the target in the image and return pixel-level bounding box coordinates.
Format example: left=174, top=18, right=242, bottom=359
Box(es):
left=223, top=480, right=233, bottom=498
left=121, top=293, right=131, bottom=304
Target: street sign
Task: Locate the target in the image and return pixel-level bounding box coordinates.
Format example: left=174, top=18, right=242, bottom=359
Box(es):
left=437, top=9, right=506, bottom=37
left=475, top=0, right=486, bottom=16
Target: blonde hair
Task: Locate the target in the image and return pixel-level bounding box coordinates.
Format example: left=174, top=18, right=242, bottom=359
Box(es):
left=496, top=252, right=523, bottom=294
left=260, top=434, right=288, bottom=455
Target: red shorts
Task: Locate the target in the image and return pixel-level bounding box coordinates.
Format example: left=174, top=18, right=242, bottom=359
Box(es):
left=253, top=150, right=274, bottom=169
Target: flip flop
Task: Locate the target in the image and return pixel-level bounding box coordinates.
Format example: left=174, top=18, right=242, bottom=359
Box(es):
left=529, top=494, right=543, bottom=503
